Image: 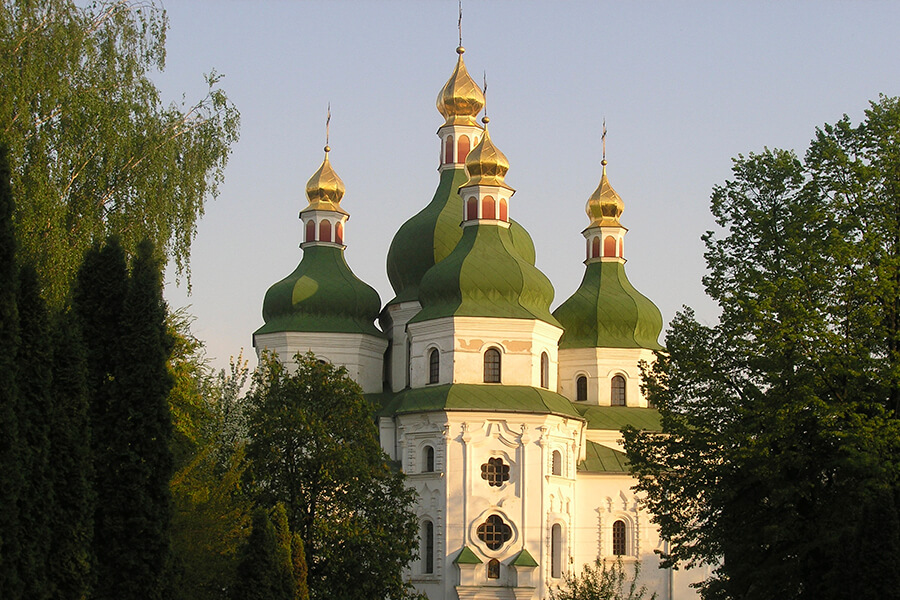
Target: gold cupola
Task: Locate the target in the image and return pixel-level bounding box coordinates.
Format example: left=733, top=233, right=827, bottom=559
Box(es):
left=585, top=159, right=624, bottom=227
left=436, top=46, right=485, bottom=127
left=462, top=118, right=513, bottom=190
left=302, top=146, right=349, bottom=216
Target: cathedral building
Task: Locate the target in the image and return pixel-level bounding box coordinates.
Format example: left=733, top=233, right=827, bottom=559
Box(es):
left=254, top=42, right=705, bottom=600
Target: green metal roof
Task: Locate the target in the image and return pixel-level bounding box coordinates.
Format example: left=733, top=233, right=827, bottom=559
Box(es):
left=512, top=548, right=539, bottom=567
left=577, top=440, right=630, bottom=473
left=574, top=405, right=662, bottom=431
left=378, top=384, right=583, bottom=420
left=386, top=167, right=535, bottom=307
left=256, top=245, right=384, bottom=338
left=410, top=223, right=559, bottom=326
left=454, top=546, right=483, bottom=565
left=553, top=261, right=663, bottom=350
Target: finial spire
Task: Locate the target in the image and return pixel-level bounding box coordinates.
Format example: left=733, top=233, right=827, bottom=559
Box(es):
left=482, top=71, right=488, bottom=120
left=458, top=1, right=463, bottom=48
left=325, top=103, right=331, bottom=152
left=601, top=117, right=607, bottom=164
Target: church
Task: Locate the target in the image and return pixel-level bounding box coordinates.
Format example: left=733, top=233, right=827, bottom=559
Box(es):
left=253, top=41, right=706, bottom=600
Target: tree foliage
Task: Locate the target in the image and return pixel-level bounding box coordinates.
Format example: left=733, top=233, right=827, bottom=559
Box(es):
left=245, top=353, right=420, bottom=600
left=233, top=509, right=295, bottom=600
left=624, top=96, right=900, bottom=600
left=550, top=559, right=657, bottom=600
left=0, top=0, right=239, bottom=305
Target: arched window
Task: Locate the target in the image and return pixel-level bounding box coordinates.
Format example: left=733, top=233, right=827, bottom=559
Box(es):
left=551, top=450, right=562, bottom=476
left=591, top=236, right=601, bottom=258
left=551, top=524, right=562, bottom=578
left=466, top=197, right=478, bottom=221
left=423, top=445, right=435, bottom=473
left=428, top=348, right=440, bottom=384
left=424, top=520, right=434, bottom=574
left=576, top=375, right=587, bottom=402
left=487, top=558, right=500, bottom=579
left=612, top=520, right=626, bottom=556
left=499, top=198, right=508, bottom=221
left=540, top=352, right=549, bottom=389
left=611, top=375, right=626, bottom=406
left=335, top=221, right=344, bottom=245
left=484, top=348, right=501, bottom=383
left=319, top=219, right=332, bottom=243
left=458, top=134, right=471, bottom=163
left=444, top=136, right=453, bottom=164
left=482, top=195, right=496, bottom=220
left=305, top=220, right=316, bottom=243
left=604, top=235, right=617, bottom=257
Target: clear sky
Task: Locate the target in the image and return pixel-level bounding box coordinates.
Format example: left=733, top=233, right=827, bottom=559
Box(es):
left=157, top=1, right=900, bottom=371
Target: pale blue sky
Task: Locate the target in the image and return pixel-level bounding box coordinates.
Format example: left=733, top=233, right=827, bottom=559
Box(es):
left=157, top=1, right=900, bottom=370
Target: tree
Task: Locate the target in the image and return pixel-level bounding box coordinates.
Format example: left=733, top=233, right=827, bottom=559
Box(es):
left=232, top=509, right=294, bottom=600
left=244, top=353, right=420, bottom=600
left=623, top=96, right=900, bottom=600
left=74, top=237, right=176, bottom=600
left=0, top=142, right=23, bottom=596
left=0, top=0, right=239, bottom=306
left=15, top=266, right=54, bottom=600
left=47, top=308, right=94, bottom=600
left=550, top=559, right=657, bottom=600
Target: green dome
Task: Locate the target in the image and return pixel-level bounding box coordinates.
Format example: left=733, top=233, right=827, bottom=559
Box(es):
left=256, top=245, right=384, bottom=337
left=386, top=167, right=535, bottom=306
left=410, top=223, right=558, bottom=326
left=553, top=261, right=663, bottom=350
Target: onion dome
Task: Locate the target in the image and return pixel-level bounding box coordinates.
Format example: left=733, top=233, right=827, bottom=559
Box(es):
left=436, top=46, right=485, bottom=127
left=255, top=148, right=383, bottom=338
left=553, top=261, right=662, bottom=350
left=302, top=147, right=348, bottom=216
left=554, top=159, right=662, bottom=350
left=256, top=246, right=384, bottom=337
left=386, top=169, right=536, bottom=306
left=409, top=215, right=558, bottom=326
left=585, top=160, right=623, bottom=227
left=461, top=121, right=512, bottom=190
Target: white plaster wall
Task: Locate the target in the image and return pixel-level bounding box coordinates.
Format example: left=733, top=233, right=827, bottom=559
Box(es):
left=253, top=330, right=387, bottom=394
left=394, top=411, right=582, bottom=600
left=380, top=300, right=422, bottom=392
left=558, top=347, right=656, bottom=407
left=407, top=316, right=562, bottom=389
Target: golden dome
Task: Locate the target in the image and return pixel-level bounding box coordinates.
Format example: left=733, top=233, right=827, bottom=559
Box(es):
left=436, top=47, right=485, bottom=127
left=462, top=119, right=514, bottom=190
left=586, top=160, right=623, bottom=227
left=303, top=147, right=349, bottom=215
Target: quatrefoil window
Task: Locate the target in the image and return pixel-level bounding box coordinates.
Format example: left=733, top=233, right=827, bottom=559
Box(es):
left=481, top=457, right=510, bottom=487
left=477, top=515, right=513, bottom=550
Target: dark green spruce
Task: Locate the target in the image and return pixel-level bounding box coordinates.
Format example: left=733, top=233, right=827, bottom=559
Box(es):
left=15, top=266, right=54, bottom=600
left=0, top=142, right=22, bottom=597
left=47, top=309, right=94, bottom=600
left=233, top=509, right=295, bottom=600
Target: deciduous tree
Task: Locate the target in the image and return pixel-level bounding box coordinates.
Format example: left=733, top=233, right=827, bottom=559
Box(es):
left=0, top=0, right=239, bottom=305
left=245, top=353, right=420, bottom=600
left=624, top=96, right=900, bottom=600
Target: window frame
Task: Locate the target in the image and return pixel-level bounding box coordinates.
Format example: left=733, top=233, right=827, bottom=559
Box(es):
left=483, top=348, right=501, bottom=383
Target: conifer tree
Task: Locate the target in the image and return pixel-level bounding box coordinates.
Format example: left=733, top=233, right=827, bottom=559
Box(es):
left=291, top=533, right=310, bottom=600
left=15, top=266, right=54, bottom=600
left=73, top=237, right=128, bottom=600
left=47, top=309, right=94, bottom=600
left=99, top=239, right=174, bottom=600
left=0, top=143, right=23, bottom=596
left=233, top=509, right=295, bottom=600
